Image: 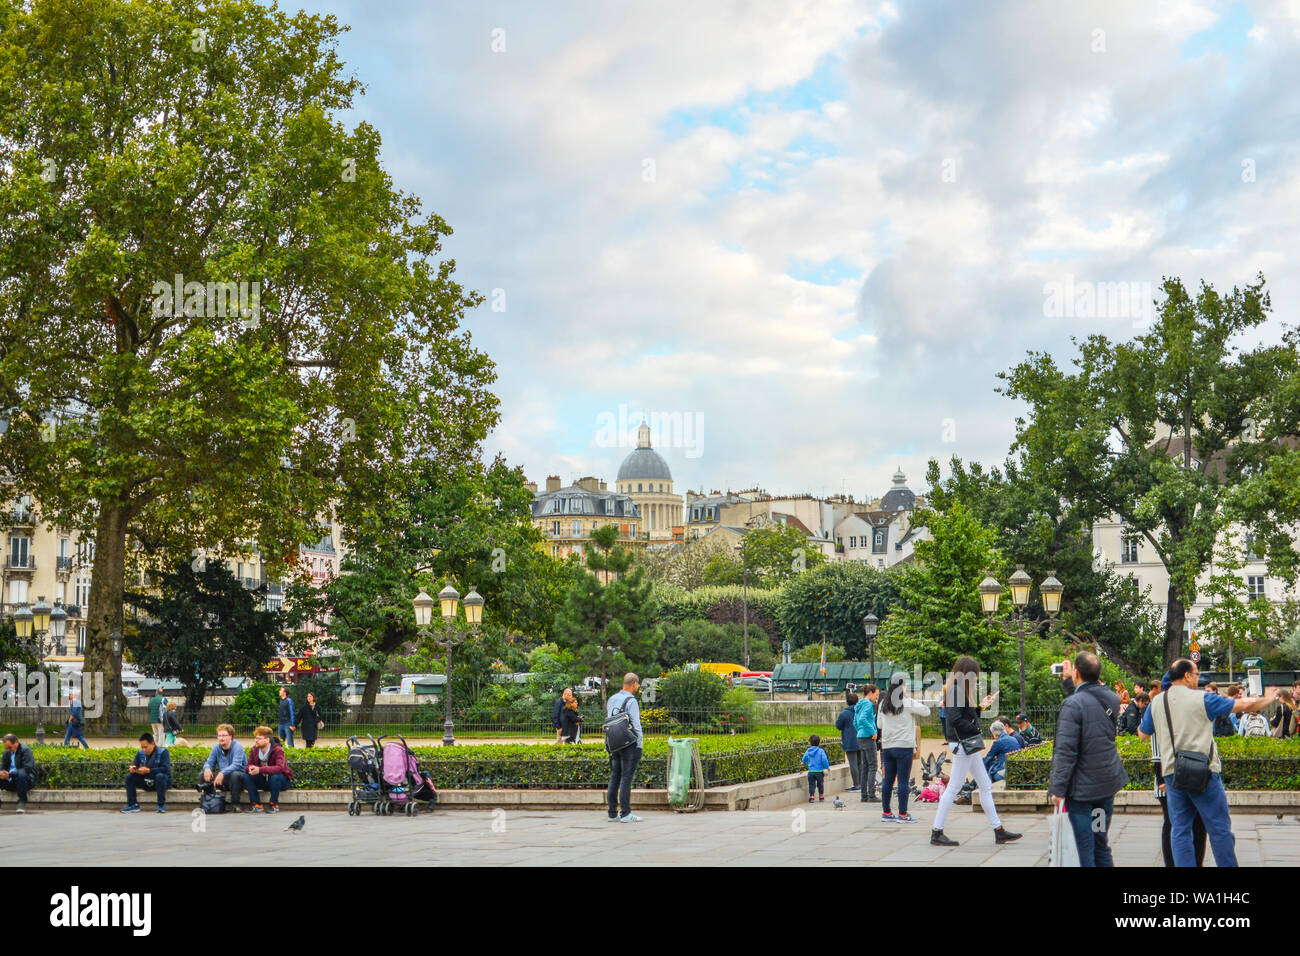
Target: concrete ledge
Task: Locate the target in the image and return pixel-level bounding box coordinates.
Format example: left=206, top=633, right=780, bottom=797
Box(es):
left=21, top=765, right=856, bottom=812
left=974, top=789, right=1300, bottom=814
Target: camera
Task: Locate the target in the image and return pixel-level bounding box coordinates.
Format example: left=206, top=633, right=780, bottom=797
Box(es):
left=1051, top=662, right=1065, bottom=676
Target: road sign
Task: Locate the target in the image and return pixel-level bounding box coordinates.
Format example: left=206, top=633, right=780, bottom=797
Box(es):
left=1191, top=650, right=1201, bottom=663
left=262, top=656, right=320, bottom=677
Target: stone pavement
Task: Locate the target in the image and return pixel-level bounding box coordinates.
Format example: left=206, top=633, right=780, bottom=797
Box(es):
left=6, top=799, right=1299, bottom=866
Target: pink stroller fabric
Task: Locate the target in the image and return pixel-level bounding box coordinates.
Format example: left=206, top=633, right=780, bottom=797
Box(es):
left=382, top=741, right=417, bottom=787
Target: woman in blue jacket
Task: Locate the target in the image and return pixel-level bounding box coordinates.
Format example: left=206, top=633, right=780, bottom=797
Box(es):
left=835, top=693, right=863, bottom=791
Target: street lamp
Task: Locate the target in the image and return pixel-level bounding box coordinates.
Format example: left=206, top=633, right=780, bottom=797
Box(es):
left=15, top=598, right=60, bottom=744
left=13, top=604, right=41, bottom=742
left=979, top=565, right=1065, bottom=715
left=863, top=613, right=880, bottom=691
left=735, top=541, right=750, bottom=668
left=413, top=582, right=483, bottom=747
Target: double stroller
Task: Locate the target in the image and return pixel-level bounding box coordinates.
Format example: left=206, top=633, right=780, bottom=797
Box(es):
left=345, top=734, right=437, bottom=817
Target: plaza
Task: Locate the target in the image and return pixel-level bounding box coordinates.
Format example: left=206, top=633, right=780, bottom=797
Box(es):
left=7, top=803, right=1294, bottom=867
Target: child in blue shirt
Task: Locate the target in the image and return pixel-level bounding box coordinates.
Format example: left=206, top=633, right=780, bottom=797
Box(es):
left=802, top=733, right=831, bottom=802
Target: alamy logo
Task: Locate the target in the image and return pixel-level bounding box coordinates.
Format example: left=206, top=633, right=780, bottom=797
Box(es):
left=49, top=886, right=151, bottom=936
left=150, top=274, right=261, bottom=327
left=0, top=668, right=102, bottom=717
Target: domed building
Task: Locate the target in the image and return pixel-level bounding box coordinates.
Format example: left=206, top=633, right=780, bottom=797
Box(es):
left=616, top=420, right=683, bottom=542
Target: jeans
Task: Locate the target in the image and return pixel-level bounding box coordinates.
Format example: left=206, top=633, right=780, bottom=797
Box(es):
left=226, top=771, right=263, bottom=808
left=934, top=745, right=1002, bottom=830
left=1167, top=773, right=1236, bottom=867
left=857, top=739, right=877, bottom=799
left=1159, top=791, right=1207, bottom=866
left=844, top=746, right=862, bottom=787
left=807, top=771, right=825, bottom=797
left=0, top=769, right=33, bottom=802
left=64, top=723, right=89, bottom=748
left=881, top=747, right=914, bottom=814
left=243, top=771, right=290, bottom=805
left=125, top=771, right=170, bottom=807
left=1066, top=796, right=1114, bottom=867
left=607, top=746, right=642, bottom=819
left=278, top=723, right=294, bottom=748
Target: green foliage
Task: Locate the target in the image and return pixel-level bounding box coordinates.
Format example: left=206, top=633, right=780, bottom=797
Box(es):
left=777, top=561, right=899, bottom=657
left=791, top=642, right=846, bottom=663
left=658, top=668, right=726, bottom=723
left=23, top=731, right=845, bottom=790
left=125, top=562, right=282, bottom=719
left=720, top=685, right=760, bottom=732
left=1000, top=275, right=1300, bottom=666
left=657, top=619, right=775, bottom=671
left=223, top=683, right=281, bottom=728
left=739, top=522, right=829, bottom=588
left=876, top=502, right=1009, bottom=675
left=1006, top=736, right=1300, bottom=791
left=653, top=584, right=784, bottom=641
left=0, top=617, right=39, bottom=668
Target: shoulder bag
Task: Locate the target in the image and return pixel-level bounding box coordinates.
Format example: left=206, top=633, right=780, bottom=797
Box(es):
left=1162, top=691, right=1211, bottom=795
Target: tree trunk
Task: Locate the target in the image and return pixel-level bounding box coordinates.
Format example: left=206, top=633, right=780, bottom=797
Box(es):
left=83, top=502, right=129, bottom=735
left=359, top=667, right=381, bottom=721
left=1165, top=584, right=1187, bottom=668
left=184, top=686, right=206, bottom=725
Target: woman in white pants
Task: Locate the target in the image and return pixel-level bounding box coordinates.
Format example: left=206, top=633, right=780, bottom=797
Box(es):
left=931, top=656, right=1021, bottom=847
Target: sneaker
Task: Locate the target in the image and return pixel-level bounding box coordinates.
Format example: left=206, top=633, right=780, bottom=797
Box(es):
left=896, top=813, right=918, bottom=824
left=809, top=797, right=815, bottom=803
left=606, top=814, right=620, bottom=822
left=266, top=803, right=279, bottom=814
left=16, top=804, right=25, bottom=814
left=880, top=811, right=896, bottom=822
left=156, top=805, right=166, bottom=814
left=847, top=785, right=861, bottom=792
left=229, top=804, right=240, bottom=814
left=251, top=804, right=265, bottom=813
left=818, top=796, right=825, bottom=802
left=120, top=804, right=142, bottom=813
left=618, top=813, right=643, bottom=823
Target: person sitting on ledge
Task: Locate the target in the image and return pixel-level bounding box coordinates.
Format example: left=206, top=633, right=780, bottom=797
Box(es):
left=200, top=724, right=248, bottom=810
left=0, top=733, right=36, bottom=812
left=235, top=725, right=294, bottom=813
left=122, top=732, right=171, bottom=813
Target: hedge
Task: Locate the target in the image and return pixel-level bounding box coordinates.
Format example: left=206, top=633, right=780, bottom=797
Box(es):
left=1005, top=737, right=1300, bottom=791
left=21, top=730, right=844, bottom=791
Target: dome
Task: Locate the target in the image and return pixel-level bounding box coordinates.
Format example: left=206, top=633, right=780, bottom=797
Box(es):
left=880, top=468, right=914, bottom=512
left=617, top=447, right=672, bottom=482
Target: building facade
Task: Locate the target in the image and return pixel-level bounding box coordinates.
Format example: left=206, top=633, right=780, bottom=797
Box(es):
left=615, top=420, right=683, bottom=541
left=531, top=476, right=643, bottom=563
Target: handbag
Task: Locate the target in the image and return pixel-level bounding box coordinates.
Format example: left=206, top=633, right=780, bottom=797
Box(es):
left=958, top=733, right=985, bottom=755
left=603, top=695, right=638, bottom=753
left=1162, top=691, right=1211, bottom=795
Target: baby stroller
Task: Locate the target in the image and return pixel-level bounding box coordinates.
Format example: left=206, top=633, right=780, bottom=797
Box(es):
left=345, top=734, right=383, bottom=816
left=374, top=734, right=437, bottom=817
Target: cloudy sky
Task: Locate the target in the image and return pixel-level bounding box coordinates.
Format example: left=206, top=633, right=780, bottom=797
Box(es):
left=301, top=0, right=1300, bottom=501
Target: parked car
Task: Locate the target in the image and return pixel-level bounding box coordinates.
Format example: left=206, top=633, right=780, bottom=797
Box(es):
left=732, top=676, right=772, bottom=693
left=379, top=685, right=401, bottom=695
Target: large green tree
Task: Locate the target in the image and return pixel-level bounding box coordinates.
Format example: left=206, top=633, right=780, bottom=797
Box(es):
left=0, top=0, right=497, bottom=728
left=776, top=561, right=899, bottom=659
left=1000, top=276, right=1300, bottom=667
left=924, top=456, right=1164, bottom=675
left=125, top=561, right=281, bottom=720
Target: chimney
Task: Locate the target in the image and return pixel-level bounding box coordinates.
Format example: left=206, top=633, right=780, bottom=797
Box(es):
left=524, top=481, right=538, bottom=494
left=546, top=475, right=561, bottom=493
left=577, top=476, right=600, bottom=493
left=599, top=481, right=607, bottom=491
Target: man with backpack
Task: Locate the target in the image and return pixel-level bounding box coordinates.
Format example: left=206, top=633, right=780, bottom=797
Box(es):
left=604, top=673, right=644, bottom=823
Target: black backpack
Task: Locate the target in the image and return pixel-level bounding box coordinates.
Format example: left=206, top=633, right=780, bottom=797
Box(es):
left=603, top=694, right=638, bottom=753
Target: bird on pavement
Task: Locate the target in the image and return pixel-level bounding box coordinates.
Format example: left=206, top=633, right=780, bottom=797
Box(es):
left=832, top=795, right=845, bottom=809
left=285, top=815, right=306, bottom=832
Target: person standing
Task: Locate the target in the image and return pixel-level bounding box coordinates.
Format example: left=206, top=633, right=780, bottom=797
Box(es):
left=63, top=691, right=89, bottom=748
left=605, top=674, right=644, bottom=823
left=876, top=674, right=929, bottom=823
left=121, top=732, right=171, bottom=813
left=835, top=692, right=862, bottom=792
left=931, top=656, right=1020, bottom=847
left=298, top=692, right=321, bottom=749
left=1048, top=652, right=1128, bottom=867
left=560, top=696, right=583, bottom=743
left=854, top=684, right=880, bottom=802
left=553, top=687, right=574, bottom=744
left=162, top=701, right=184, bottom=746
left=802, top=734, right=830, bottom=802
left=0, top=734, right=36, bottom=812
left=277, top=685, right=295, bottom=748
left=1139, top=658, right=1277, bottom=867
left=148, top=690, right=167, bottom=742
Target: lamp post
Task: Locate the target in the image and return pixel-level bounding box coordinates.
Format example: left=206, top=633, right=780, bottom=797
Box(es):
left=979, top=565, right=1064, bottom=715
left=109, top=628, right=123, bottom=737
left=862, top=613, right=879, bottom=692
left=735, top=541, right=750, bottom=668
left=14, top=603, right=40, bottom=743
left=413, top=582, right=484, bottom=747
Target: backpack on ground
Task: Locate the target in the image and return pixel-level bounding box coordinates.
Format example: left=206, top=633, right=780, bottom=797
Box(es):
left=199, top=790, right=227, bottom=814
left=1239, top=712, right=1269, bottom=737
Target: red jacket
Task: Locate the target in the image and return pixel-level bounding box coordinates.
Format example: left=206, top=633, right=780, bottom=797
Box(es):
left=247, top=743, right=293, bottom=781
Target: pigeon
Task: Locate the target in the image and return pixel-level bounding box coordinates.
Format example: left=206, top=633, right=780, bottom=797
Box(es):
left=832, top=795, right=845, bottom=809
left=285, top=815, right=306, bottom=832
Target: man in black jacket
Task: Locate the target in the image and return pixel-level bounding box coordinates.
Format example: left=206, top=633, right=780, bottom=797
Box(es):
left=0, top=733, right=37, bottom=812
left=1049, top=652, right=1128, bottom=866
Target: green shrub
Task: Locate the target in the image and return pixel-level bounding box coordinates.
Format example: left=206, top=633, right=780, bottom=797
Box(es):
left=658, top=667, right=726, bottom=725
left=1005, top=736, right=1300, bottom=791
left=720, top=686, right=759, bottom=733
left=223, top=683, right=280, bottom=727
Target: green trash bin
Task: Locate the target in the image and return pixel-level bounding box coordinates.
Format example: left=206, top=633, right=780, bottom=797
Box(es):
left=667, top=737, right=698, bottom=806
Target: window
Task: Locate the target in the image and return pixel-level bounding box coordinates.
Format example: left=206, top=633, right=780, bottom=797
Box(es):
left=1121, top=536, right=1139, bottom=563
left=1244, top=534, right=1260, bottom=561
left=638, top=483, right=643, bottom=492
left=873, top=530, right=886, bottom=554
left=849, top=536, right=857, bottom=549
left=550, top=521, right=560, bottom=536
left=75, top=577, right=90, bottom=608
left=1248, top=576, right=1266, bottom=601
left=9, top=536, right=31, bottom=568
left=76, top=626, right=86, bottom=656
left=659, top=484, right=664, bottom=492
left=77, top=540, right=96, bottom=565
left=8, top=579, right=28, bottom=604
left=571, top=520, right=581, bottom=537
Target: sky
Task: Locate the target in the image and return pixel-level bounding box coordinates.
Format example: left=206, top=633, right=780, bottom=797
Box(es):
left=297, top=0, right=1300, bottom=502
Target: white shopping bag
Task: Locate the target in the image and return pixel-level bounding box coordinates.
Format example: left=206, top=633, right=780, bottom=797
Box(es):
left=1048, top=803, right=1080, bottom=867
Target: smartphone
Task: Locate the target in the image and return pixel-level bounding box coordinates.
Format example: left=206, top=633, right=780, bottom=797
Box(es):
left=1247, top=669, right=1263, bottom=697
